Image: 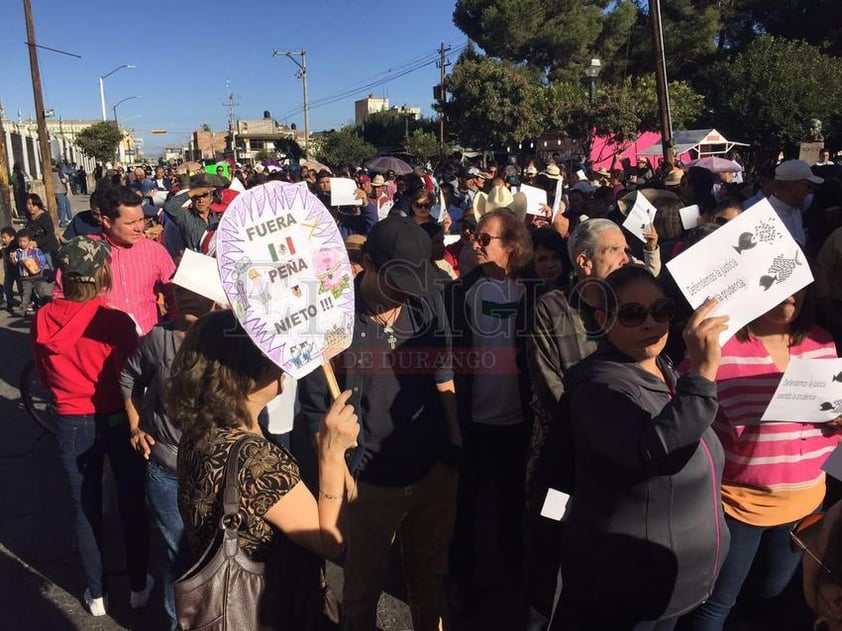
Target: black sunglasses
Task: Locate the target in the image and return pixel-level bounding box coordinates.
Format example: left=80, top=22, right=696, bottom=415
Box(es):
left=413, top=201, right=432, bottom=209
left=615, top=297, right=676, bottom=327
left=473, top=232, right=503, bottom=247
left=190, top=191, right=211, bottom=200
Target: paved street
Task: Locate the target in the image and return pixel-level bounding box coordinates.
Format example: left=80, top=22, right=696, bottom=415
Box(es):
left=0, top=194, right=420, bottom=630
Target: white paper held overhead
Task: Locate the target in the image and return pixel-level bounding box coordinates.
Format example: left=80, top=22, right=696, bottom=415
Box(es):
left=665, top=198, right=813, bottom=345
left=622, top=191, right=658, bottom=243
left=329, top=178, right=363, bottom=207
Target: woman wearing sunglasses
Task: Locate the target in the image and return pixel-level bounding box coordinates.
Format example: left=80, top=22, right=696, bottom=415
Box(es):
left=557, top=265, right=730, bottom=631
left=410, top=189, right=436, bottom=226
left=681, top=290, right=842, bottom=630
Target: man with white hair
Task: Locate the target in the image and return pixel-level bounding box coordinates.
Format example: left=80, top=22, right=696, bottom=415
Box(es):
left=525, top=217, right=635, bottom=625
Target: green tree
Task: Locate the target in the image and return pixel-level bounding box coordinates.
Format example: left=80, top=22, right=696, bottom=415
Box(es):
left=403, top=129, right=445, bottom=164
left=75, top=121, right=124, bottom=164
left=453, top=0, right=637, bottom=82
left=710, top=36, right=842, bottom=163
left=440, top=47, right=546, bottom=148
left=316, top=127, right=376, bottom=169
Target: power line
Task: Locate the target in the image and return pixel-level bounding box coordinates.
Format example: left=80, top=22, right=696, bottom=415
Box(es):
left=276, top=42, right=469, bottom=121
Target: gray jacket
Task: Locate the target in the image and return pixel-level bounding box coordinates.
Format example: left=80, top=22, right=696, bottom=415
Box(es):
left=561, top=346, right=729, bottom=619
left=120, top=323, right=183, bottom=470
left=163, top=191, right=220, bottom=253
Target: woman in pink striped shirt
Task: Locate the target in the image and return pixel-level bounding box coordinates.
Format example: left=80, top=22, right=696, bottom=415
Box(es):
left=682, top=290, right=842, bottom=630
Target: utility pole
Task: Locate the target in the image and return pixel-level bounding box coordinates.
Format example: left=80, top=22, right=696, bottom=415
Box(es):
left=436, top=42, right=451, bottom=147
left=223, top=81, right=239, bottom=163
left=650, top=0, right=675, bottom=170
left=0, top=101, right=13, bottom=227
left=272, top=49, right=310, bottom=160
left=23, top=0, right=58, bottom=224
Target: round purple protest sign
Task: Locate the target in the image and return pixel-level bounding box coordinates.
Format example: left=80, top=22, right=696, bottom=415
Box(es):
left=215, top=181, right=354, bottom=379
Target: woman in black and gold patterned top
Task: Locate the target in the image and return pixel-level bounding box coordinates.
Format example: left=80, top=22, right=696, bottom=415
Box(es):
left=167, top=309, right=358, bottom=579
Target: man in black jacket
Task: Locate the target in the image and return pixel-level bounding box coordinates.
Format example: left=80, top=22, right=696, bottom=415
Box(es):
left=297, top=217, right=460, bottom=631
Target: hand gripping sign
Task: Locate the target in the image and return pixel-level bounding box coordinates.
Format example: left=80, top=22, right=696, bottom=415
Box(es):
left=215, top=181, right=354, bottom=392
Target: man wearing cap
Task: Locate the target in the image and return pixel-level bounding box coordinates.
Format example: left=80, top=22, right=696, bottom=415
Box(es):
left=162, top=172, right=228, bottom=254
left=768, top=159, right=823, bottom=247
left=369, top=174, right=393, bottom=220
left=454, top=167, right=482, bottom=216
left=298, top=216, right=460, bottom=631
left=384, top=169, right=398, bottom=199
left=315, top=170, right=378, bottom=238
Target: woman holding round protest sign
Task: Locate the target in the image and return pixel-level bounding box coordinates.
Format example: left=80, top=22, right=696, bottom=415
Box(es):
left=169, top=309, right=358, bottom=627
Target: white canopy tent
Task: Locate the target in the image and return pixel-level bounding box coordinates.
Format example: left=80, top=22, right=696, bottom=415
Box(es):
left=639, top=128, right=749, bottom=159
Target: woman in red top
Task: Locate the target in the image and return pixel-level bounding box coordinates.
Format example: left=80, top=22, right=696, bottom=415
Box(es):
left=32, top=237, right=151, bottom=617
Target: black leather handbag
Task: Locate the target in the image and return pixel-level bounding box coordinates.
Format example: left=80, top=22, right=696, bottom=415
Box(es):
left=175, top=436, right=272, bottom=630
left=174, top=435, right=341, bottom=631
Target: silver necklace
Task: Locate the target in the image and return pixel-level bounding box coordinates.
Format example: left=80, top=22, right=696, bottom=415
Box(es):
left=371, top=308, right=400, bottom=350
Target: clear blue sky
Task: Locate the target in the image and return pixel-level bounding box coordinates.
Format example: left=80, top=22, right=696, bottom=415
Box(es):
left=1, top=0, right=468, bottom=157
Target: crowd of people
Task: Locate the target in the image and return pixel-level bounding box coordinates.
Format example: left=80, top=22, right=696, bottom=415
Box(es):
left=9, top=146, right=842, bottom=631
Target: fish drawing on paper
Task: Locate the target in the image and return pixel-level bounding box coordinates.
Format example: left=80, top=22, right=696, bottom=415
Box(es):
left=755, top=220, right=781, bottom=245
left=759, top=251, right=802, bottom=290
left=832, top=371, right=842, bottom=383
left=819, top=399, right=842, bottom=414
left=733, top=232, right=757, bottom=254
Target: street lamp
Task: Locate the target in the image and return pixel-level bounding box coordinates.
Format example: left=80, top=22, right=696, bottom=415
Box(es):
left=584, top=58, right=602, bottom=107
left=113, top=96, right=140, bottom=165
left=99, top=64, right=135, bottom=121
left=112, top=95, right=140, bottom=126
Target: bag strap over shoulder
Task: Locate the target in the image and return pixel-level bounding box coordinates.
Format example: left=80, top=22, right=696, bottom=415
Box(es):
left=221, top=435, right=258, bottom=532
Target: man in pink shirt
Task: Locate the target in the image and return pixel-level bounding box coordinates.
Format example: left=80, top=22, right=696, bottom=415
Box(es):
left=56, top=186, right=174, bottom=334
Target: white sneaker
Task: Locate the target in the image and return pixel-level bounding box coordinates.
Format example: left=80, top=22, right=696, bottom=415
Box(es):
left=130, top=574, right=155, bottom=609
left=83, top=588, right=107, bottom=617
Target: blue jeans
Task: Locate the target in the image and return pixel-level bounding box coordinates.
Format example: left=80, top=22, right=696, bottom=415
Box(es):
left=146, top=458, right=190, bottom=630
left=3, top=268, right=20, bottom=306
left=679, top=512, right=806, bottom=630
left=56, top=413, right=149, bottom=598
left=56, top=193, right=72, bottom=225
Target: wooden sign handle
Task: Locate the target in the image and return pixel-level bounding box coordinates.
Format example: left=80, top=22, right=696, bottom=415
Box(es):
left=322, top=361, right=341, bottom=400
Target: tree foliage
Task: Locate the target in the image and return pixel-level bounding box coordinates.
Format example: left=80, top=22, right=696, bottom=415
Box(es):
left=315, top=127, right=376, bottom=169
left=449, top=0, right=842, bottom=159
left=75, top=122, right=124, bottom=164
left=403, top=129, right=445, bottom=164
left=453, top=0, right=637, bottom=82
left=440, top=47, right=545, bottom=147
left=710, top=36, right=842, bottom=162
left=358, top=109, right=431, bottom=151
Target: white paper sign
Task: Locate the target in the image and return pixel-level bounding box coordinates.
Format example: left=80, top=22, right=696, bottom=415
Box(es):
left=229, top=177, right=246, bottom=193
left=434, top=190, right=450, bottom=225
left=520, top=183, right=548, bottom=216
left=551, top=177, right=564, bottom=220
left=329, top=178, right=362, bottom=207
left=262, top=374, right=298, bottom=434
left=622, top=191, right=658, bottom=243
left=666, top=199, right=814, bottom=345
left=679, top=204, right=701, bottom=230
left=822, top=443, right=842, bottom=481
left=443, top=234, right=461, bottom=246
left=761, top=358, right=842, bottom=422
left=540, top=488, right=570, bottom=521
left=172, top=249, right=229, bottom=306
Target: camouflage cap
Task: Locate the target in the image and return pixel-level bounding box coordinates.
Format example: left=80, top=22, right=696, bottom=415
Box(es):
left=57, top=237, right=112, bottom=283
